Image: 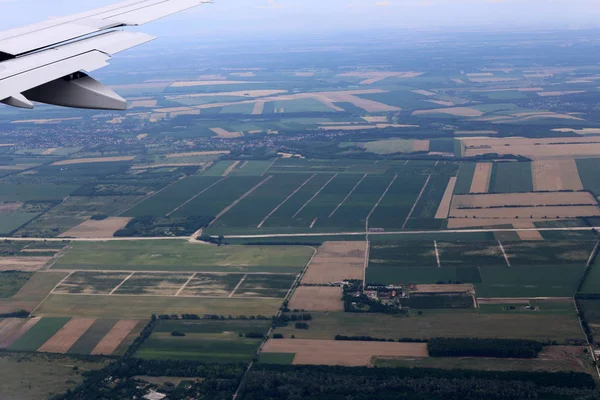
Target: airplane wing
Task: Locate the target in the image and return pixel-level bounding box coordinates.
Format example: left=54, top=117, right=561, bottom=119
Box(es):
left=0, top=0, right=213, bottom=110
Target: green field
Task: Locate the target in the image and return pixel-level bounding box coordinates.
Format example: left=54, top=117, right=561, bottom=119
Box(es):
left=451, top=162, right=476, bottom=194
left=53, top=241, right=313, bottom=273
left=576, top=158, right=600, bottom=196
left=504, top=241, right=595, bottom=267
left=321, top=174, right=394, bottom=230
left=229, top=160, right=274, bottom=176
left=136, top=319, right=270, bottom=362
left=0, top=352, right=108, bottom=400
left=369, top=241, right=437, bottom=268
left=368, top=174, right=428, bottom=230
left=54, top=271, right=132, bottom=295
left=272, top=311, right=582, bottom=342
left=35, top=294, right=283, bottom=318
left=212, top=174, right=315, bottom=228
left=406, top=175, right=452, bottom=230
left=579, top=255, right=600, bottom=294
left=0, top=183, right=80, bottom=202
left=0, top=211, right=41, bottom=235
left=476, top=266, right=584, bottom=297
left=9, top=317, right=71, bottom=352
left=170, top=176, right=263, bottom=218
left=125, top=176, right=222, bottom=217
left=438, top=242, right=508, bottom=267
left=489, top=162, right=533, bottom=193
left=367, top=266, right=479, bottom=285
left=0, top=271, right=32, bottom=298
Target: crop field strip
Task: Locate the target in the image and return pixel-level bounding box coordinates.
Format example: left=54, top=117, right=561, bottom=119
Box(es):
left=48, top=271, right=298, bottom=300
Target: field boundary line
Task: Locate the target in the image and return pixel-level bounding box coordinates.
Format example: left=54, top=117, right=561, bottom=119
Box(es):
left=166, top=177, right=227, bottom=217
left=109, top=272, right=135, bottom=295
left=434, top=241, right=441, bottom=268
left=175, top=273, right=197, bottom=296
left=42, top=243, right=73, bottom=271
left=262, top=158, right=279, bottom=176
left=363, top=241, right=370, bottom=288
left=366, top=174, right=397, bottom=233
left=30, top=271, right=74, bottom=315
left=118, top=175, right=186, bottom=217
left=402, top=174, right=432, bottom=229
left=208, top=175, right=274, bottom=227
left=257, top=174, right=316, bottom=228
left=50, top=269, right=299, bottom=275
left=329, top=174, right=367, bottom=218
left=498, top=241, right=511, bottom=267
left=586, top=240, right=600, bottom=267
left=229, top=274, right=248, bottom=297
left=293, top=173, right=338, bottom=218
left=45, top=292, right=283, bottom=300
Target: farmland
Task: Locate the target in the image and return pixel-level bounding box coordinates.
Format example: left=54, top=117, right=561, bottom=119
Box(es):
left=52, top=241, right=313, bottom=273
left=5, top=27, right=600, bottom=398
left=272, top=311, right=582, bottom=343
left=136, top=319, right=271, bottom=362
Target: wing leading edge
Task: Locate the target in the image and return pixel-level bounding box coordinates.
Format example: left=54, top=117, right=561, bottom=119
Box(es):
left=0, top=0, right=213, bottom=110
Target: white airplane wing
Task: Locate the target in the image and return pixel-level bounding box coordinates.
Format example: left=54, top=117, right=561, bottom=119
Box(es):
left=0, top=0, right=213, bottom=110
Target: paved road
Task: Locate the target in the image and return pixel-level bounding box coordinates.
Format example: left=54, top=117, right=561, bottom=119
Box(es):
left=0, top=226, right=596, bottom=242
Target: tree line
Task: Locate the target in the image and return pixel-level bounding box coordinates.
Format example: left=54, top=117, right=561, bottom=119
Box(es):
left=242, top=364, right=597, bottom=400
left=427, top=338, right=543, bottom=358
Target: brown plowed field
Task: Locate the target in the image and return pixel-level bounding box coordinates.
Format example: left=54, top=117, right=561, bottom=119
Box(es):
left=91, top=320, right=139, bottom=355
left=531, top=160, right=584, bottom=191
left=452, top=192, right=597, bottom=209
left=301, top=242, right=366, bottom=284
left=470, top=163, right=493, bottom=193
left=289, top=286, right=343, bottom=312
left=262, top=339, right=428, bottom=366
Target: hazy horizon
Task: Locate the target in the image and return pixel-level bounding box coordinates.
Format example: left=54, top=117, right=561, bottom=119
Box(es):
left=1, top=0, right=600, bottom=39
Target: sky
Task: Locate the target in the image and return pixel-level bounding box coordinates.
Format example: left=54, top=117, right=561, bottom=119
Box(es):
left=1, top=0, right=600, bottom=38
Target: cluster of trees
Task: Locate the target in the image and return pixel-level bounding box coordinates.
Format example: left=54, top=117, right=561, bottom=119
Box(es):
left=273, top=313, right=312, bottom=328
left=114, top=216, right=212, bottom=237
left=0, top=309, right=29, bottom=318
left=52, top=358, right=245, bottom=400
left=427, top=338, right=544, bottom=359
left=156, top=313, right=273, bottom=321
left=242, top=364, right=597, bottom=400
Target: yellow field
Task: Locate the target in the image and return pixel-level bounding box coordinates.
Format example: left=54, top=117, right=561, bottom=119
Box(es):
left=60, top=217, right=132, bottom=239
left=319, top=124, right=418, bottom=131
left=460, top=137, right=600, bottom=159
left=170, top=80, right=259, bottom=87
left=42, top=148, right=57, bottom=155
left=450, top=206, right=600, bottom=219
left=470, top=163, right=493, bottom=193
left=434, top=177, right=457, bottom=219
left=0, top=257, right=52, bottom=272
left=337, top=71, right=423, bottom=85
left=452, top=192, right=597, bottom=208
left=210, top=128, right=243, bottom=138
left=129, top=100, right=158, bottom=108
left=513, top=221, right=544, bottom=241
left=552, top=128, right=600, bottom=135
left=262, top=339, right=428, bottom=366
left=12, top=117, right=83, bottom=124
left=413, top=107, right=484, bottom=117
left=166, top=151, right=230, bottom=158
left=531, top=159, right=584, bottom=191
left=411, top=89, right=435, bottom=96
left=91, top=320, right=139, bottom=355
left=538, top=91, right=585, bottom=97
left=52, top=156, right=135, bottom=166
